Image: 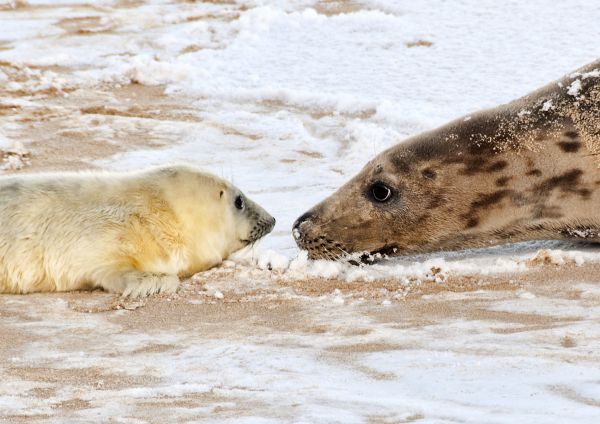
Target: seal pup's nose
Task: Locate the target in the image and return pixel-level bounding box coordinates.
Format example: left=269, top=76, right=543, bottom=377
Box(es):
left=256, top=215, right=276, bottom=240
left=267, top=216, right=276, bottom=233
left=292, top=212, right=314, bottom=240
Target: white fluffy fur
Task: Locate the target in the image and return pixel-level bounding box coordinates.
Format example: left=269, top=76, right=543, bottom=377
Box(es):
left=0, top=165, right=272, bottom=296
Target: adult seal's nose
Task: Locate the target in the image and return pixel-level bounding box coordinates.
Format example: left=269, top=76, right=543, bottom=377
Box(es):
left=292, top=212, right=314, bottom=240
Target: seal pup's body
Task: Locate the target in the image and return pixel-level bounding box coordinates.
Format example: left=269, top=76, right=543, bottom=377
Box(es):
left=0, top=165, right=275, bottom=296
left=294, top=59, right=600, bottom=260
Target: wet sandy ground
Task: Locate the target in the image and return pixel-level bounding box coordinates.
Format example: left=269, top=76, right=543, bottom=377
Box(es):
left=2, top=1, right=600, bottom=422
left=2, top=261, right=600, bottom=422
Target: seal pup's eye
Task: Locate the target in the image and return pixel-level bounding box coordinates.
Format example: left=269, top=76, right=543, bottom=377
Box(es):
left=234, top=195, right=245, bottom=210
left=370, top=183, right=393, bottom=202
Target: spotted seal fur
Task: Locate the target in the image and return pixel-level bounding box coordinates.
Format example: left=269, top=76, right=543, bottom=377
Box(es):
left=293, top=59, right=600, bottom=260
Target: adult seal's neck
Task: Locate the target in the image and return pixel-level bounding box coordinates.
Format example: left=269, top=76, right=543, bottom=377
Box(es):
left=393, top=62, right=600, bottom=252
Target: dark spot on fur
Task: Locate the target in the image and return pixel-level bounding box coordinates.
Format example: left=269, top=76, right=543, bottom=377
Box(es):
left=391, top=157, right=410, bottom=173
left=428, top=194, right=445, bottom=209
left=537, top=169, right=583, bottom=192
left=421, top=168, right=436, bottom=179
left=526, top=169, right=542, bottom=176
left=458, top=158, right=508, bottom=175
left=564, top=131, right=579, bottom=139
left=557, top=141, right=581, bottom=153
left=457, top=154, right=493, bottom=175
left=465, top=217, right=479, bottom=228
left=462, top=190, right=513, bottom=229
left=459, top=158, right=486, bottom=175
left=487, top=160, right=508, bottom=172
left=467, top=139, right=496, bottom=155
left=495, top=176, right=511, bottom=187
left=535, top=169, right=591, bottom=199
left=471, top=190, right=512, bottom=210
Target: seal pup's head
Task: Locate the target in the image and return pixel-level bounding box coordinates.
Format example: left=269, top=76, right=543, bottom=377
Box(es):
left=219, top=181, right=277, bottom=250
left=153, top=165, right=275, bottom=263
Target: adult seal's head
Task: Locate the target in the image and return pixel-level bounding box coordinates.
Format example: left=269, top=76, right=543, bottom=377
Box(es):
left=293, top=59, right=600, bottom=261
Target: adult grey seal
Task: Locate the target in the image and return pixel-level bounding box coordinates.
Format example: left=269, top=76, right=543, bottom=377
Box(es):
left=293, top=59, right=600, bottom=261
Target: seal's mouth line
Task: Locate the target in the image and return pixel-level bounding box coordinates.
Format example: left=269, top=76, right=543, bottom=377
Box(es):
left=370, top=244, right=399, bottom=257
left=302, top=242, right=389, bottom=264
left=241, top=234, right=270, bottom=245
left=343, top=244, right=400, bottom=265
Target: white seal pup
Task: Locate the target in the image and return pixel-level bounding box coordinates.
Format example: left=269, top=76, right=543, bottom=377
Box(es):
left=0, top=165, right=275, bottom=296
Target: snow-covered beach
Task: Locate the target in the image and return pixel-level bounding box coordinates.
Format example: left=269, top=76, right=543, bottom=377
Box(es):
left=2, top=0, right=600, bottom=422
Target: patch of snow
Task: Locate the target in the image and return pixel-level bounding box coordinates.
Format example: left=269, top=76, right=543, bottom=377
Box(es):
left=516, top=290, right=536, bottom=299
left=567, top=79, right=582, bottom=96
left=541, top=99, right=554, bottom=111
left=0, top=133, right=29, bottom=171
left=582, top=69, right=600, bottom=79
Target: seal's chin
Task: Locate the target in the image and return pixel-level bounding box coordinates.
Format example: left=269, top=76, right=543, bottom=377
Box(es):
left=294, top=234, right=349, bottom=261
left=301, top=242, right=401, bottom=265
left=293, top=214, right=400, bottom=263
left=369, top=244, right=400, bottom=257
left=348, top=244, right=401, bottom=265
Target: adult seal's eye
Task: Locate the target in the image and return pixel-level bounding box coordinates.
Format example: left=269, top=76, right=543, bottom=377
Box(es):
left=234, top=195, right=245, bottom=210
left=371, top=183, right=393, bottom=202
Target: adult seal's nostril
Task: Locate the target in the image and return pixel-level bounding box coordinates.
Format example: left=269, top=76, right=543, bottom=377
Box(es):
left=292, top=212, right=315, bottom=241
left=293, top=212, right=314, bottom=230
